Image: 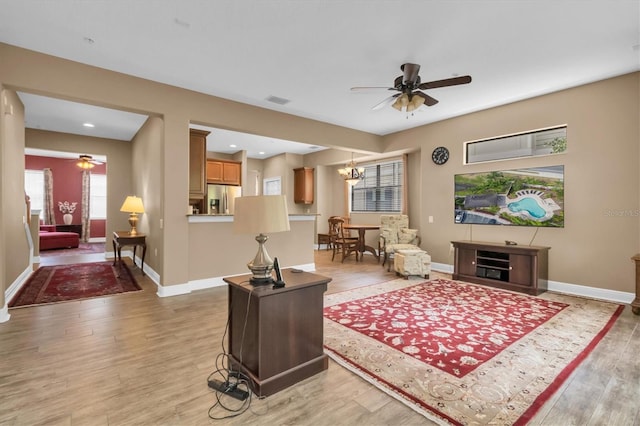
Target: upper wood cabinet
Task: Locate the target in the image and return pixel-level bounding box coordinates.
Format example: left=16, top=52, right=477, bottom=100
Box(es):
left=207, top=160, right=241, bottom=185
left=294, top=167, right=314, bottom=204
left=189, top=129, right=209, bottom=199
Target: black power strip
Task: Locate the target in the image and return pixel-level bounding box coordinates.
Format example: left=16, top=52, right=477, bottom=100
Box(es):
left=207, top=379, right=249, bottom=401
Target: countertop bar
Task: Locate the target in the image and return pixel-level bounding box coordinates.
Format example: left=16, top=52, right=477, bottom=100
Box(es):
left=187, top=213, right=318, bottom=223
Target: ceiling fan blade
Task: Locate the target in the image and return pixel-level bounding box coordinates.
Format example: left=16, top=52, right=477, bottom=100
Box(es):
left=351, top=86, right=397, bottom=91
left=372, top=93, right=400, bottom=110
left=419, top=75, right=472, bottom=90
left=400, top=63, right=421, bottom=85
left=414, top=91, right=439, bottom=107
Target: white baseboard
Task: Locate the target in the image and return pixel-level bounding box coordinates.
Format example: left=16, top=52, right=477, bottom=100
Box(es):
left=154, top=262, right=316, bottom=297
left=0, top=304, right=10, bottom=323
left=432, top=263, right=634, bottom=304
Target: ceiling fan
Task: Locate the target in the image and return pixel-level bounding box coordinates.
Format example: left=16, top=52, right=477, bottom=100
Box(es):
left=351, top=63, right=472, bottom=113
left=76, top=154, right=104, bottom=169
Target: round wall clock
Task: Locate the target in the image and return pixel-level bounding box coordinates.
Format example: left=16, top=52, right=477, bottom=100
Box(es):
left=432, top=146, right=449, bottom=165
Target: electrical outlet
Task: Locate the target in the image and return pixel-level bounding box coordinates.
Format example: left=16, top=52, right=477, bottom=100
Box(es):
left=159, top=219, right=163, bottom=229
left=154, top=248, right=158, bottom=257
left=428, top=216, right=434, bottom=223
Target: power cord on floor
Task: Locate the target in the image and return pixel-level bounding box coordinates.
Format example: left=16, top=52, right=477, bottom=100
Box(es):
left=207, top=282, right=257, bottom=420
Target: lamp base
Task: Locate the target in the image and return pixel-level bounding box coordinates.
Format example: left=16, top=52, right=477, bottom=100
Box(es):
left=249, top=276, right=274, bottom=286
left=247, top=233, right=275, bottom=285
left=128, top=213, right=139, bottom=235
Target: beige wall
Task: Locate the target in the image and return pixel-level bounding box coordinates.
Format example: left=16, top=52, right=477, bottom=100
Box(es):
left=187, top=219, right=315, bottom=281
left=130, top=117, right=164, bottom=273
left=1, top=40, right=638, bottom=302
left=0, top=42, right=379, bottom=291
left=383, top=73, right=640, bottom=293
left=0, top=89, right=28, bottom=309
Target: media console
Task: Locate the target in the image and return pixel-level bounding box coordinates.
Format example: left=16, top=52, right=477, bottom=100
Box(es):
left=452, top=240, right=550, bottom=295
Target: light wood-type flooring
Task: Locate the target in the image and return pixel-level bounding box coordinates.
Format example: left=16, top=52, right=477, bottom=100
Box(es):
left=1, top=249, right=638, bottom=425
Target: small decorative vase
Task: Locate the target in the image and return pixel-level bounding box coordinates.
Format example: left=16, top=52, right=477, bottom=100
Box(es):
left=63, top=213, right=73, bottom=225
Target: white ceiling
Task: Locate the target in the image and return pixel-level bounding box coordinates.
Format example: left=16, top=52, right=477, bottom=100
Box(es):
left=5, top=1, right=640, bottom=156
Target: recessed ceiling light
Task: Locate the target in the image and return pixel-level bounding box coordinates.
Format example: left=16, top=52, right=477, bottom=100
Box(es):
left=83, top=123, right=95, bottom=128
left=230, top=144, right=237, bottom=148
left=174, top=18, right=191, bottom=28
left=259, top=151, right=265, bottom=155
left=265, top=95, right=291, bottom=105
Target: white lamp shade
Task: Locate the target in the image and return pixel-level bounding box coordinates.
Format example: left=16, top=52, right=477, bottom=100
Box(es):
left=120, top=196, right=145, bottom=213
left=233, top=195, right=290, bottom=234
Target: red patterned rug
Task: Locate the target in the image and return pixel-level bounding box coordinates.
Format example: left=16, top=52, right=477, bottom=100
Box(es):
left=10, top=261, right=141, bottom=308
left=323, top=278, right=623, bottom=425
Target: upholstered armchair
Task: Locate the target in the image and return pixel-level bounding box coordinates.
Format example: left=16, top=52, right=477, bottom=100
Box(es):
left=379, top=214, right=421, bottom=271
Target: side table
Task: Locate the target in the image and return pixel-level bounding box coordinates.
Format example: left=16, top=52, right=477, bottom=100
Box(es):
left=223, top=269, right=331, bottom=396
left=112, top=231, right=147, bottom=275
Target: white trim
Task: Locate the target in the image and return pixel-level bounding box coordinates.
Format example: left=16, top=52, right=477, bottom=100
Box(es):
left=547, top=280, right=634, bottom=304
left=5, top=265, right=33, bottom=306
left=0, top=304, right=9, bottom=323
left=188, top=214, right=317, bottom=224
left=433, top=263, right=634, bottom=304
left=154, top=262, right=316, bottom=297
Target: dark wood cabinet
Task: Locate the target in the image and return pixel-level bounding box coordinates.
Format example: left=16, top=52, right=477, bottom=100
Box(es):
left=293, top=167, right=314, bottom=204
left=206, top=159, right=241, bottom=185
left=452, top=240, right=549, bottom=295
left=223, top=269, right=330, bottom=396
left=189, top=129, right=209, bottom=201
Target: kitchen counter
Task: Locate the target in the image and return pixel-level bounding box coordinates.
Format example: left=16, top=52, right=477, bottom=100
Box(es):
left=187, top=213, right=318, bottom=223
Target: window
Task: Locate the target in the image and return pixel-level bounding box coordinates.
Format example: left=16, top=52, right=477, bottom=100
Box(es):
left=24, top=170, right=44, bottom=218
left=263, top=177, right=281, bottom=195
left=90, top=174, right=107, bottom=219
left=465, top=125, right=567, bottom=164
left=351, top=159, right=403, bottom=212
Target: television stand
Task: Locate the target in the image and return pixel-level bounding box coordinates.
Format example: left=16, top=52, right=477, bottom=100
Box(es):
left=452, top=240, right=550, bottom=295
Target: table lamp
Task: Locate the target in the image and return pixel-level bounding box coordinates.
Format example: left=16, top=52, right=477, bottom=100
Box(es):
left=233, top=195, right=290, bottom=285
left=120, top=195, right=145, bottom=235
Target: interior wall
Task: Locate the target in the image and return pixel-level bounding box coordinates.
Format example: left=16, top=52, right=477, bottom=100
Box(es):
left=130, top=116, right=163, bottom=273
left=0, top=42, right=379, bottom=289
left=1, top=89, right=28, bottom=311
left=383, top=72, right=640, bottom=293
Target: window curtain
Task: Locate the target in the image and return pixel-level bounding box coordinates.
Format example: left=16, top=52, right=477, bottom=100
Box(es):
left=401, top=154, right=408, bottom=215
left=81, top=169, right=91, bottom=242
left=43, top=168, right=55, bottom=225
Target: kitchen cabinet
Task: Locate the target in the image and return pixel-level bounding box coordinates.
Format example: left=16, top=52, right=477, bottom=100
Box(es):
left=207, top=160, right=241, bottom=185
left=189, top=129, right=209, bottom=200
left=294, top=167, right=314, bottom=204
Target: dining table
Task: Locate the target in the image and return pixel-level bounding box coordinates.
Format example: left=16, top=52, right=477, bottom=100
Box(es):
left=343, top=224, right=380, bottom=261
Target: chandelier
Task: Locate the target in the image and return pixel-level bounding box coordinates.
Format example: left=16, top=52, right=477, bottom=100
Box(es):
left=338, top=154, right=365, bottom=186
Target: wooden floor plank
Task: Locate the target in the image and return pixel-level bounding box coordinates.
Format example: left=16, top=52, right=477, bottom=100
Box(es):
left=0, top=251, right=637, bottom=425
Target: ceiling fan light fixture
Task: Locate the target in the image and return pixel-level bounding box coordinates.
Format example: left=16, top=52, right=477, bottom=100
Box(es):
left=77, top=160, right=95, bottom=169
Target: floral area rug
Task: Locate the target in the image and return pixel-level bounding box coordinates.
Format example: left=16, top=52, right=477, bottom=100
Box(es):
left=10, top=261, right=141, bottom=308
left=39, top=242, right=105, bottom=257
left=323, top=278, right=623, bottom=425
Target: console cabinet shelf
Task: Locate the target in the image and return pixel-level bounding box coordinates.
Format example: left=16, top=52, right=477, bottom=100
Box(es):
left=452, top=240, right=549, bottom=295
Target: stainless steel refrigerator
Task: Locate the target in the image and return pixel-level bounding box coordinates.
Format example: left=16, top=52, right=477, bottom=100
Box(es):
left=207, top=184, right=242, bottom=214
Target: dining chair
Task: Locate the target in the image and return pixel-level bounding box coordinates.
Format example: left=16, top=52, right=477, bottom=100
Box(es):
left=328, top=216, right=359, bottom=262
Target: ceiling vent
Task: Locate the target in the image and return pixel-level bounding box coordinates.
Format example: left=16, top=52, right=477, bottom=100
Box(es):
left=265, top=95, right=291, bottom=105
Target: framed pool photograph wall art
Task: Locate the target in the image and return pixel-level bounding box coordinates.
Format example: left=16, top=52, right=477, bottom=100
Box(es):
left=454, top=165, right=564, bottom=227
